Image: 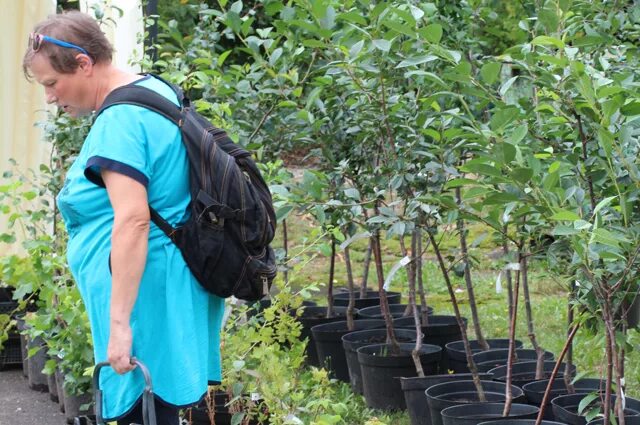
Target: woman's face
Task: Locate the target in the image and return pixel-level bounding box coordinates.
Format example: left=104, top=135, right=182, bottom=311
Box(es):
left=29, top=53, right=93, bottom=117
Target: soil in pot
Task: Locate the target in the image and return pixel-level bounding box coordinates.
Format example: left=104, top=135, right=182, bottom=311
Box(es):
left=357, top=342, right=442, bottom=411
left=425, top=380, right=526, bottom=425
left=188, top=391, right=267, bottom=425
left=401, top=373, right=492, bottom=425
left=473, top=348, right=555, bottom=373
left=445, top=339, right=523, bottom=373
left=522, top=378, right=606, bottom=421
left=440, top=402, right=539, bottom=425
left=489, top=361, right=576, bottom=388
left=358, top=304, right=434, bottom=319
left=342, top=328, right=417, bottom=395
left=297, top=306, right=349, bottom=367
left=551, top=393, right=640, bottom=425
left=310, top=319, right=385, bottom=382
left=333, top=290, right=402, bottom=309
left=395, top=315, right=466, bottom=373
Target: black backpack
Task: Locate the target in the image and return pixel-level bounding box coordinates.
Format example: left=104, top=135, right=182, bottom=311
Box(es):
left=97, top=75, right=277, bottom=301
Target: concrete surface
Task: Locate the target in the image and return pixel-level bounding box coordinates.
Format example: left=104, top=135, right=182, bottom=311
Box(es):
left=0, top=367, right=66, bottom=425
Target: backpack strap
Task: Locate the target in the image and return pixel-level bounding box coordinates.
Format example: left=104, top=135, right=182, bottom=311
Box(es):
left=96, top=79, right=188, bottom=242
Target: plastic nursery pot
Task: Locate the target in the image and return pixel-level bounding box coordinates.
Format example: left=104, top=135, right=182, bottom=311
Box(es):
left=477, top=420, right=567, bottom=425
left=395, top=315, right=466, bottom=373
left=342, top=328, right=417, bottom=395
left=189, top=392, right=266, bottom=425
left=472, top=348, right=555, bottom=373
left=55, top=367, right=66, bottom=413
left=425, top=380, right=526, bottom=425
left=440, top=402, right=539, bottom=425
left=15, top=315, right=29, bottom=377
left=551, top=393, right=640, bottom=425
left=445, top=339, right=523, bottom=373
left=588, top=416, right=640, bottom=425
left=357, top=342, right=442, bottom=411
left=358, top=303, right=434, bottom=319
left=488, top=361, right=576, bottom=388
left=333, top=290, right=402, bottom=309
left=522, top=378, right=606, bottom=421
left=297, top=306, right=349, bottom=367
left=63, top=389, right=93, bottom=424
left=26, top=335, right=49, bottom=392
left=400, top=373, right=492, bottom=425
left=310, top=319, right=385, bottom=382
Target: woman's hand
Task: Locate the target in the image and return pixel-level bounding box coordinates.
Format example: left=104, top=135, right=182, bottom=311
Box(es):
left=107, top=321, right=135, bottom=374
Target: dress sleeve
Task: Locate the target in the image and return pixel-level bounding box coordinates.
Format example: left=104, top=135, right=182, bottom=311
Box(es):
left=84, top=105, right=151, bottom=188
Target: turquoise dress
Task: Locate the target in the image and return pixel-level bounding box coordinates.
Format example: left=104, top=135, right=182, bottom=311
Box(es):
left=57, top=75, right=224, bottom=420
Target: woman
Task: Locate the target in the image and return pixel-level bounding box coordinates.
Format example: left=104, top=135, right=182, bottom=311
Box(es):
left=23, top=11, right=225, bottom=424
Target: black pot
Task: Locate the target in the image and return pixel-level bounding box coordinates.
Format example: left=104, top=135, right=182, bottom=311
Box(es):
left=551, top=393, right=640, bottom=425
left=358, top=342, right=442, bottom=411
left=522, top=378, right=606, bottom=420
left=395, top=315, right=465, bottom=373
left=445, top=339, right=523, bottom=373
left=489, top=361, right=576, bottom=387
left=478, top=420, right=566, bottom=425
left=298, top=306, right=349, bottom=367
left=588, top=416, right=640, bottom=425
left=15, top=315, right=28, bottom=377
left=334, top=290, right=402, bottom=309
left=358, top=304, right=434, bottom=319
left=26, top=335, right=48, bottom=392
left=342, top=328, right=417, bottom=395
left=440, top=403, right=539, bottom=425
left=63, top=390, right=93, bottom=424
left=401, top=373, right=492, bottom=425
left=425, top=380, right=526, bottom=425
left=473, top=349, right=555, bottom=373
left=310, top=319, right=385, bottom=382
left=189, top=392, right=266, bottom=425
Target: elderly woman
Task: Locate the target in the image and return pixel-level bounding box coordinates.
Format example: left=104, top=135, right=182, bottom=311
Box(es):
left=23, top=11, right=224, bottom=425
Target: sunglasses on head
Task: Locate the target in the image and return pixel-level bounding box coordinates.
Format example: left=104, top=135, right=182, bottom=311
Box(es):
left=29, top=32, right=91, bottom=58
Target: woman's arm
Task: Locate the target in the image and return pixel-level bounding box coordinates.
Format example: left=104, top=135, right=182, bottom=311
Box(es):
left=102, top=169, right=150, bottom=374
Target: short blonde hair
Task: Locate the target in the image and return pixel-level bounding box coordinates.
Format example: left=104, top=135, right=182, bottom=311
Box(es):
left=23, top=11, right=114, bottom=79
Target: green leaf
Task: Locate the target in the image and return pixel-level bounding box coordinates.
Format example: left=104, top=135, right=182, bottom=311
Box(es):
left=510, top=167, right=533, bottom=184
left=531, top=35, right=565, bottom=49
left=592, top=196, right=616, bottom=217
left=349, top=40, right=365, bottom=58
left=490, top=106, right=520, bottom=133
left=592, top=228, right=628, bottom=247
left=499, top=76, right=518, bottom=97
left=597, top=128, right=613, bottom=158
left=444, top=178, right=477, bottom=189
left=459, top=163, right=502, bottom=178
left=507, top=124, right=528, bottom=144
left=621, top=101, right=640, bottom=116
left=551, top=210, right=581, bottom=221
left=422, top=23, right=443, bottom=43
left=372, top=39, right=391, bottom=52
left=269, top=47, right=283, bottom=66
left=480, top=62, right=501, bottom=85
left=577, top=393, right=599, bottom=415
left=337, top=10, right=367, bottom=26
left=396, top=55, right=438, bottom=68
left=552, top=225, right=579, bottom=235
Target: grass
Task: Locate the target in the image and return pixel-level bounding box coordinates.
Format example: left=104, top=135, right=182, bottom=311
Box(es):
left=270, top=208, right=640, bottom=423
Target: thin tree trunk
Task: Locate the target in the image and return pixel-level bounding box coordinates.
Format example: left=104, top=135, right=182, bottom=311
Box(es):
left=371, top=230, right=399, bottom=350
left=417, top=229, right=429, bottom=325
left=502, top=252, right=522, bottom=417
left=603, top=301, right=614, bottom=425
left=326, top=237, right=336, bottom=318
left=283, top=219, right=289, bottom=285
left=503, top=225, right=514, bottom=327
left=360, top=239, right=373, bottom=298
left=344, top=244, right=356, bottom=331
left=457, top=187, right=487, bottom=349
left=564, top=286, right=576, bottom=393
left=428, top=231, right=485, bottom=401
left=535, top=323, right=580, bottom=424
left=405, top=230, right=424, bottom=376
left=520, top=253, right=544, bottom=379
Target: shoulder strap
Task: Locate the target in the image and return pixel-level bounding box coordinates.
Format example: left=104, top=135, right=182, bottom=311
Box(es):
left=95, top=76, right=188, bottom=240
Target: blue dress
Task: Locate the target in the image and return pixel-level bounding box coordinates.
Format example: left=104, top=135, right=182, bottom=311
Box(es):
left=57, top=75, right=225, bottom=420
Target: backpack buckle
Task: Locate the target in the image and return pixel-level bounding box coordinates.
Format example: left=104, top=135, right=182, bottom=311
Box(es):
left=262, top=275, right=269, bottom=295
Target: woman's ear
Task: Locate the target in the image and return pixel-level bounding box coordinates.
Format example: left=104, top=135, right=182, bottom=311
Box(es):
left=77, top=54, right=93, bottom=73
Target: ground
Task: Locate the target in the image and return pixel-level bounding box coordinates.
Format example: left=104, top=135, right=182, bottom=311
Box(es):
left=0, top=367, right=65, bottom=425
